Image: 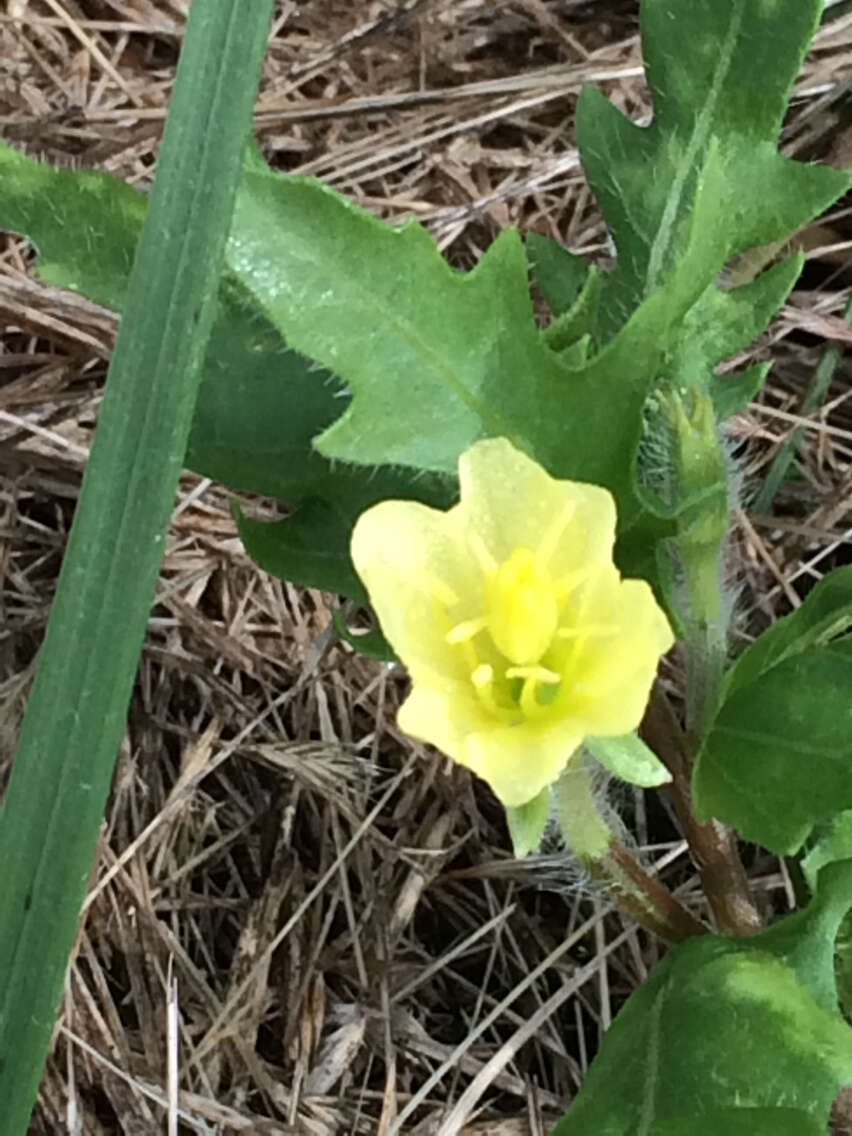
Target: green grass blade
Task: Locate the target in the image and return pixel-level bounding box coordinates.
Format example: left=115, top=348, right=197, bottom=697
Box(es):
left=0, top=0, right=273, bottom=1127
left=753, top=290, right=852, bottom=513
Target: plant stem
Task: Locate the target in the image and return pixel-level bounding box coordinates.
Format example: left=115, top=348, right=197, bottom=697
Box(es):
left=643, top=687, right=764, bottom=936
left=584, top=840, right=708, bottom=944
left=558, top=762, right=706, bottom=944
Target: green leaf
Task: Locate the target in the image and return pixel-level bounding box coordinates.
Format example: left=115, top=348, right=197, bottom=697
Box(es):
left=724, top=564, right=852, bottom=698
left=585, top=733, right=671, bottom=788
left=754, top=859, right=852, bottom=1013
left=709, top=361, right=770, bottom=420
left=573, top=0, right=850, bottom=456
left=235, top=498, right=366, bottom=602
left=650, top=1110, right=824, bottom=1136
left=505, top=787, right=551, bottom=858
left=0, top=142, right=456, bottom=598
left=553, top=934, right=852, bottom=1135
left=803, top=813, right=852, bottom=891
left=578, top=0, right=849, bottom=341
left=226, top=151, right=732, bottom=586
left=0, top=1, right=275, bottom=1127
left=229, top=171, right=569, bottom=475
left=693, top=637, right=852, bottom=853
left=525, top=231, right=590, bottom=315
left=668, top=254, right=804, bottom=412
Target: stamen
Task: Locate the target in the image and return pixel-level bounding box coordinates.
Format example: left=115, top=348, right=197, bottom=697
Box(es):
left=504, top=666, right=561, bottom=717
left=535, top=500, right=576, bottom=569
left=446, top=616, right=488, bottom=645
left=505, top=665, right=562, bottom=684
left=470, top=663, right=504, bottom=716
left=559, top=588, right=589, bottom=666
left=469, top=532, right=498, bottom=576
left=557, top=624, right=619, bottom=640
left=553, top=566, right=591, bottom=600
left=413, top=571, right=460, bottom=608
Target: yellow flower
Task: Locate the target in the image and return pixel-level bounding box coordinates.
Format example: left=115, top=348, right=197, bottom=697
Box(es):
left=350, top=438, right=674, bottom=808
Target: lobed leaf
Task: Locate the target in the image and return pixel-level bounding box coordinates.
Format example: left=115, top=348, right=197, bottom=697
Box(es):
left=0, top=141, right=454, bottom=598
left=228, top=170, right=570, bottom=475
left=225, top=147, right=737, bottom=585
left=578, top=0, right=848, bottom=337
left=574, top=0, right=850, bottom=425
left=525, top=230, right=590, bottom=315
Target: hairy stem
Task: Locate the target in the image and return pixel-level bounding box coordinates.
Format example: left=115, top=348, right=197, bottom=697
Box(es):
left=558, top=762, right=706, bottom=944
left=585, top=841, right=708, bottom=944
left=643, top=687, right=764, bottom=936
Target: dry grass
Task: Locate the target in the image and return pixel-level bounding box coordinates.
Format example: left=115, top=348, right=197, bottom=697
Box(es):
left=1, top=1, right=851, bottom=1133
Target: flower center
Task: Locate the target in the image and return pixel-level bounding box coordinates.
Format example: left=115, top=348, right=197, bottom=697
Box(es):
left=485, top=547, right=558, bottom=665
left=440, top=507, right=610, bottom=723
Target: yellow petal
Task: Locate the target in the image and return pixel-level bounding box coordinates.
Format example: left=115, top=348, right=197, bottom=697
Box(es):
left=457, top=438, right=617, bottom=581
left=397, top=684, right=469, bottom=763
left=561, top=579, right=674, bottom=736
left=462, top=721, right=584, bottom=807
left=351, top=499, right=477, bottom=679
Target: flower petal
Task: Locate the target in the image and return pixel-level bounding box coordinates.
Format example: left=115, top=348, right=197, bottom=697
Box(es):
left=457, top=438, right=617, bottom=578
left=351, top=499, right=478, bottom=679
left=462, top=720, right=584, bottom=807
left=563, top=578, right=674, bottom=736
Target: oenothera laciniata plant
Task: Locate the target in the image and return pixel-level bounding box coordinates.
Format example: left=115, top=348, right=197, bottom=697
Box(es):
left=2, top=0, right=852, bottom=1129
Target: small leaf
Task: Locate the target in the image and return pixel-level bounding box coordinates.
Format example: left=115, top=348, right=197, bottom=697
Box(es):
left=553, top=934, right=852, bottom=1134
left=668, top=254, right=803, bottom=409
left=525, top=231, right=590, bottom=315
left=585, top=733, right=671, bottom=788
left=505, top=787, right=551, bottom=858
left=709, top=361, right=770, bottom=420
left=723, top=564, right=852, bottom=698
left=693, top=638, right=852, bottom=853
